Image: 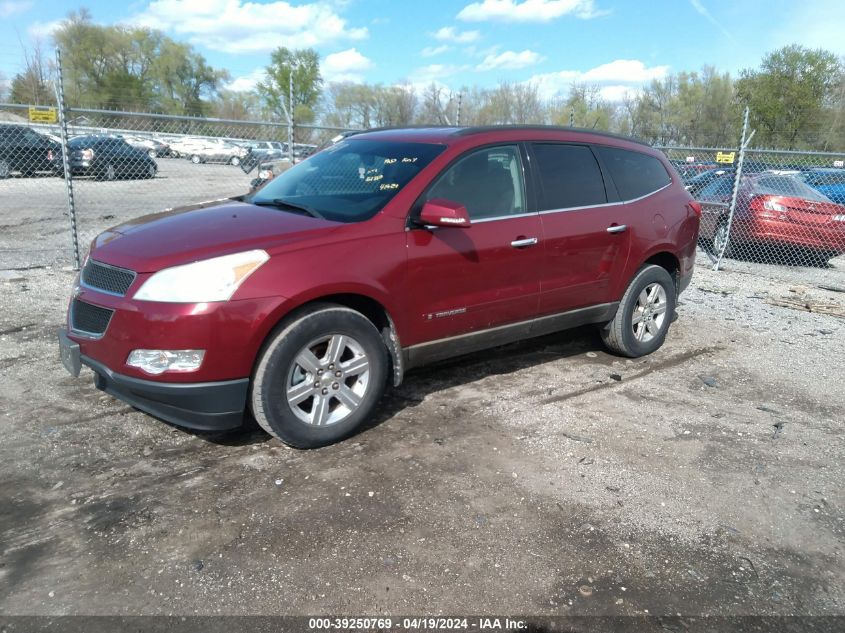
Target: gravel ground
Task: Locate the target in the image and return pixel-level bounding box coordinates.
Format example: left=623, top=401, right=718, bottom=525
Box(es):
left=0, top=251, right=843, bottom=618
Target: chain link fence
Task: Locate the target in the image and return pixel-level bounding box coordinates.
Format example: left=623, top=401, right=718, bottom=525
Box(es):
left=658, top=118, right=845, bottom=289
left=3, top=53, right=845, bottom=295
left=0, top=100, right=355, bottom=269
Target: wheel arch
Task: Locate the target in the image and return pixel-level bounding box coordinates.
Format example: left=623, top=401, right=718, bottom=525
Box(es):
left=620, top=248, right=681, bottom=298
left=252, top=291, right=404, bottom=387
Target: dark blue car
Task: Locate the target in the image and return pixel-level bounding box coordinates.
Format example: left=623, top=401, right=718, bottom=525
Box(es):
left=802, top=168, right=845, bottom=204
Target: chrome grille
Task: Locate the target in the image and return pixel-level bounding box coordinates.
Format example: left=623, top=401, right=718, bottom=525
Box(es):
left=81, top=260, right=136, bottom=296
left=71, top=299, right=114, bottom=336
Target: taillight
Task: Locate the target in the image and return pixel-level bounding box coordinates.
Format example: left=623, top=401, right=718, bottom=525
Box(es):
left=688, top=201, right=702, bottom=217
left=47, top=150, right=53, bottom=160
left=82, top=149, right=95, bottom=161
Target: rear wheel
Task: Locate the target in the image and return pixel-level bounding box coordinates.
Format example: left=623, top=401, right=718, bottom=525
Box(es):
left=601, top=264, right=677, bottom=358
left=229, top=156, right=241, bottom=166
left=712, top=218, right=732, bottom=257
left=190, top=154, right=201, bottom=164
left=148, top=149, right=156, bottom=159
left=250, top=305, right=388, bottom=448
left=103, top=163, right=116, bottom=181
left=0, top=159, right=10, bottom=179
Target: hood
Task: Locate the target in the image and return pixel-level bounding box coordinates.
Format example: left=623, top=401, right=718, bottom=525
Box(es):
left=90, top=199, right=341, bottom=272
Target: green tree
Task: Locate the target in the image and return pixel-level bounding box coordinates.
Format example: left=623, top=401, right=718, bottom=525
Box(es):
left=736, top=45, right=841, bottom=149
left=549, top=84, right=614, bottom=131
left=52, top=10, right=224, bottom=114
left=257, top=47, right=321, bottom=134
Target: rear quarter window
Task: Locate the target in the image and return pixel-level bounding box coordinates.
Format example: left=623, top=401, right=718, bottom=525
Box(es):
left=597, top=146, right=672, bottom=200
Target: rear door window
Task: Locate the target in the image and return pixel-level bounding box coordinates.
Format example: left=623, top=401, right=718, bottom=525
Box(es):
left=531, top=143, right=607, bottom=210
left=597, top=146, right=672, bottom=200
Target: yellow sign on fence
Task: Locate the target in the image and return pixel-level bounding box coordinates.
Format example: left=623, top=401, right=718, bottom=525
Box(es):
left=28, top=107, right=58, bottom=124
left=715, top=151, right=736, bottom=164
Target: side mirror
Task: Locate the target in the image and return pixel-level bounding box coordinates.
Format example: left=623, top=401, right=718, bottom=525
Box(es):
left=418, top=198, right=471, bottom=228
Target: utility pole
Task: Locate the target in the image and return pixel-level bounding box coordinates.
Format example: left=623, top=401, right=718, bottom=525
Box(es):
left=456, top=92, right=462, bottom=126
left=569, top=110, right=574, bottom=127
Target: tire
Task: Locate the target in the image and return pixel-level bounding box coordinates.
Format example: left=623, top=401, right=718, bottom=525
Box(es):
left=190, top=154, right=201, bottom=164
left=229, top=156, right=241, bottom=166
left=712, top=218, right=732, bottom=258
left=0, top=159, right=10, bottom=179
left=103, top=163, right=116, bottom=181
left=148, top=149, right=156, bottom=159
left=146, top=163, right=157, bottom=179
left=601, top=264, right=677, bottom=358
left=250, top=305, right=388, bottom=448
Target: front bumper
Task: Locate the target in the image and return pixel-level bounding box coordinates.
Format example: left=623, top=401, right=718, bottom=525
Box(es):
left=60, top=329, right=248, bottom=431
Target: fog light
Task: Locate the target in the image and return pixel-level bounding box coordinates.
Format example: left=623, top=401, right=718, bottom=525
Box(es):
left=126, top=349, right=205, bottom=375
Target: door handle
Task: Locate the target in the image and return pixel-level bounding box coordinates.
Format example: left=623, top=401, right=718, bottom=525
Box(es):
left=606, top=224, right=628, bottom=234
left=510, top=237, right=538, bottom=248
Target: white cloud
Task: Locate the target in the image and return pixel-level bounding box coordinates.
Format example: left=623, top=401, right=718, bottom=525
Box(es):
left=131, top=0, right=368, bottom=54
left=421, top=44, right=451, bottom=57
left=477, top=49, right=544, bottom=70
left=432, top=26, right=480, bottom=43
left=457, top=0, right=607, bottom=23
left=527, top=59, right=670, bottom=100
left=322, top=48, right=373, bottom=83
left=409, top=63, right=469, bottom=86
left=225, top=68, right=266, bottom=92
left=27, top=19, right=62, bottom=40
left=689, top=0, right=733, bottom=40
left=0, top=1, right=32, bottom=18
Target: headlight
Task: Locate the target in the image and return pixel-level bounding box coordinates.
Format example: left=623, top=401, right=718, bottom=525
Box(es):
left=134, top=249, right=269, bottom=303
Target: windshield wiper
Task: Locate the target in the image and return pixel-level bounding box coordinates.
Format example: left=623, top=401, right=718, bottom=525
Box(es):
left=252, top=198, right=325, bottom=219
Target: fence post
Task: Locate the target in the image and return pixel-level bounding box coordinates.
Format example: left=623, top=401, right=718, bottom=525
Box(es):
left=288, top=70, right=295, bottom=164
left=55, top=47, right=81, bottom=270
left=714, top=107, right=750, bottom=272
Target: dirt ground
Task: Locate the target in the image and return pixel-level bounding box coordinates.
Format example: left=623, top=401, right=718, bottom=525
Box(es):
left=0, top=253, right=843, bottom=621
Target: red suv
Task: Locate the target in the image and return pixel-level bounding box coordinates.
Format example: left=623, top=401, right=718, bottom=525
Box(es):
left=59, top=127, right=700, bottom=448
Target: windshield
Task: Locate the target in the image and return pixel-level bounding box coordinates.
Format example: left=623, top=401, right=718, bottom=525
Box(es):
left=247, top=139, right=445, bottom=223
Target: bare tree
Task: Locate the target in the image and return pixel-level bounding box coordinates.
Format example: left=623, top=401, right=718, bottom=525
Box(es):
left=10, top=38, right=55, bottom=105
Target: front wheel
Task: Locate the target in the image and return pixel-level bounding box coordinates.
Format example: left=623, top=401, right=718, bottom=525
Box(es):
left=190, top=154, right=201, bottom=164
left=229, top=156, right=241, bottom=166
left=250, top=305, right=388, bottom=448
left=0, top=159, right=10, bottom=179
left=601, top=265, right=677, bottom=358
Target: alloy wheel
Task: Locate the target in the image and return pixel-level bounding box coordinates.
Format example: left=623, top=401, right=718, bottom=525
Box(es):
left=285, top=334, right=370, bottom=427
left=631, top=282, right=668, bottom=343
left=713, top=221, right=730, bottom=255
left=0, top=160, right=9, bottom=179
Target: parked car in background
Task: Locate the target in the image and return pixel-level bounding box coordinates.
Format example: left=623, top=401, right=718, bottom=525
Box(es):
left=0, top=124, right=62, bottom=178
left=240, top=141, right=289, bottom=174
left=676, top=162, right=719, bottom=183
left=166, top=137, right=215, bottom=158
left=68, top=135, right=158, bottom=180
left=245, top=157, right=293, bottom=191
left=801, top=168, right=845, bottom=204
left=121, top=135, right=170, bottom=158
left=185, top=140, right=247, bottom=165
left=59, top=126, right=699, bottom=448
left=697, top=172, right=845, bottom=263
left=684, top=167, right=734, bottom=197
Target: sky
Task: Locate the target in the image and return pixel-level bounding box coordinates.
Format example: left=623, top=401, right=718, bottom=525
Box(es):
left=1, top=0, right=844, bottom=101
